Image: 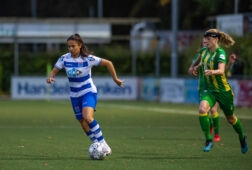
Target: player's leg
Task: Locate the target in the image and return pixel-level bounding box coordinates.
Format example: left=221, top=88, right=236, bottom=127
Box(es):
left=226, top=114, right=247, bottom=154
left=199, top=99, right=213, bottom=152
left=217, top=90, right=247, bottom=154
left=209, top=114, right=214, bottom=135
left=83, top=106, right=111, bottom=155
left=199, top=90, right=213, bottom=139
left=199, top=91, right=217, bottom=152
left=70, top=96, right=97, bottom=143
left=78, top=119, right=97, bottom=143
left=210, top=102, right=221, bottom=141
left=82, top=107, right=100, bottom=140
left=82, top=93, right=112, bottom=155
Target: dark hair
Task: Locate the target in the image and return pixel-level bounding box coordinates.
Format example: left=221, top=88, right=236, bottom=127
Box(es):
left=67, top=33, right=93, bottom=57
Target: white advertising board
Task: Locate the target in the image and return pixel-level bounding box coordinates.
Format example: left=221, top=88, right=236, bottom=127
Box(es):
left=217, top=14, right=243, bottom=36
left=94, top=77, right=138, bottom=100
left=228, top=79, right=239, bottom=106
left=11, top=76, right=69, bottom=99
left=11, top=76, right=138, bottom=100
left=160, top=78, right=184, bottom=103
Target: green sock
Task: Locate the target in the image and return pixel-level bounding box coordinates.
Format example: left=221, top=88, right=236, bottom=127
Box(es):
left=233, top=117, right=245, bottom=140
left=209, top=115, right=213, bottom=127
left=199, top=113, right=212, bottom=141
left=212, top=112, right=219, bottom=135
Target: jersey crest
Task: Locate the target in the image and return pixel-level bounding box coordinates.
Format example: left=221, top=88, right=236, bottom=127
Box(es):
left=86, top=57, right=95, bottom=61
left=67, top=68, right=82, bottom=77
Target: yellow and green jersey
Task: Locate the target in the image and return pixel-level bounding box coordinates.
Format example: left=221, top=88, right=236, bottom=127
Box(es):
left=192, top=53, right=205, bottom=91
left=200, top=47, right=231, bottom=92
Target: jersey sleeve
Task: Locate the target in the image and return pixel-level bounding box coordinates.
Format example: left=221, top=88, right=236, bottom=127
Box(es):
left=55, top=56, right=64, bottom=70
left=192, top=53, right=200, bottom=64
left=87, top=55, right=102, bottom=67
left=217, top=50, right=226, bottom=64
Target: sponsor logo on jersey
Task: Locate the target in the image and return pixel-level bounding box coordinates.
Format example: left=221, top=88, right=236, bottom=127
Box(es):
left=219, top=54, right=225, bottom=60
left=67, top=68, right=82, bottom=77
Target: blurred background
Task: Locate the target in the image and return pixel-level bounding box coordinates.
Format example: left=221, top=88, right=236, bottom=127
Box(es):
left=0, top=0, right=252, bottom=107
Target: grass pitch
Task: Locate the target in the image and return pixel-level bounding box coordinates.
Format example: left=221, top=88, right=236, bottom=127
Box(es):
left=0, top=100, right=252, bottom=170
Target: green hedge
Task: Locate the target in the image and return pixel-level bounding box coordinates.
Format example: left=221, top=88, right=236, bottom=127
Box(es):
left=1, top=34, right=252, bottom=94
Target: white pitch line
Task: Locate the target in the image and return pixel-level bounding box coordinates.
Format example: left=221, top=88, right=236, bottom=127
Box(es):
left=100, top=103, right=196, bottom=115
left=98, top=103, right=252, bottom=120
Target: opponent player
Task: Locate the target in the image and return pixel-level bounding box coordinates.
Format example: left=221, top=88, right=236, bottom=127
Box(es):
left=46, top=33, right=124, bottom=156
left=194, top=29, right=248, bottom=153
left=188, top=40, right=221, bottom=141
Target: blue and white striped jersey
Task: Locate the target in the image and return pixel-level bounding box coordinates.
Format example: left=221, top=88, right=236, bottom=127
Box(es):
left=55, top=53, right=102, bottom=98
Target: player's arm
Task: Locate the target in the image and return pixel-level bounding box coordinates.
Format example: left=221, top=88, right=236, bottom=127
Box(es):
left=205, top=62, right=225, bottom=76
left=188, top=54, right=201, bottom=75
left=99, top=59, right=124, bottom=87
left=46, top=67, right=59, bottom=84
left=225, top=54, right=236, bottom=72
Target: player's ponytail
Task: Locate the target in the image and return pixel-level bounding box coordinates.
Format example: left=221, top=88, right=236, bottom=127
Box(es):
left=67, top=33, right=93, bottom=57
left=218, top=31, right=235, bottom=47
left=205, top=29, right=235, bottom=48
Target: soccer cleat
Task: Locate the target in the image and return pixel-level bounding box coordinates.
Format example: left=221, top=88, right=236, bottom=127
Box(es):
left=203, top=140, right=213, bottom=152
left=240, top=135, right=248, bottom=154
left=214, top=134, right=221, bottom=141
left=102, top=142, right=112, bottom=156
left=210, top=125, right=213, bottom=135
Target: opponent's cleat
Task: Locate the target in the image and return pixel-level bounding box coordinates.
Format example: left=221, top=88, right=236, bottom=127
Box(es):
left=203, top=140, right=213, bottom=152
left=214, top=134, right=221, bottom=141
left=210, top=125, right=213, bottom=135
left=102, top=142, right=112, bottom=156
left=240, top=135, right=248, bottom=154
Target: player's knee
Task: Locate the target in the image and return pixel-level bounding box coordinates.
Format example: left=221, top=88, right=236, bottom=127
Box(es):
left=226, top=116, right=235, bottom=124
left=199, top=106, right=207, bottom=114
left=83, top=114, right=94, bottom=124
left=210, top=108, right=217, bottom=114
left=78, top=119, right=83, bottom=124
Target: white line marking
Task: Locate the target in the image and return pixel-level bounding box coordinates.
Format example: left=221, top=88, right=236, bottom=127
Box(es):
left=98, top=103, right=252, bottom=120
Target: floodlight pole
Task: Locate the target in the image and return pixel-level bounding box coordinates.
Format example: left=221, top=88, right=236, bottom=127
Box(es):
left=14, top=23, right=19, bottom=76
left=130, top=22, right=147, bottom=75
left=14, top=43, right=19, bottom=76
left=31, top=0, right=37, bottom=18
left=171, top=0, right=178, bottom=78
left=155, top=35, right=160, bottom=77
left=31, top=0, right=38, bottom=52
left=234, top=0, right=239, bottom=13
left=98, top=0, right=103, bottom=18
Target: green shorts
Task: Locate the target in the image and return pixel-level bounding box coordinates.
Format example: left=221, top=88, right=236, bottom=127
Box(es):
left=199, top=89, right=207, bottom=102
left=201, top=90, right=234, bottom=116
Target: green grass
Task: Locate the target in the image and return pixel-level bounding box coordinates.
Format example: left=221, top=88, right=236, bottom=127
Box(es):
left=0, top=100, right=252, bottom=170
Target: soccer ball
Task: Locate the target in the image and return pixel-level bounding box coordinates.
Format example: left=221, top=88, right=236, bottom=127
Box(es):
left=88, top=142, right=106, bottom=160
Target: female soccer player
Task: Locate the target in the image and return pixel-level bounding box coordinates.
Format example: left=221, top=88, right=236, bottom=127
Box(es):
left=46, top=33, right=124, bottom=156
left=195, top=29, right=247, bottom=153
left=188, top=39, right=221, bottom=142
